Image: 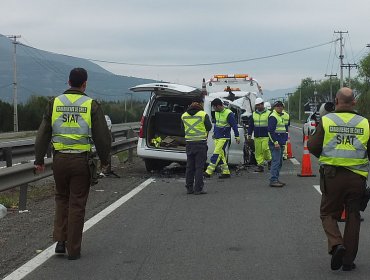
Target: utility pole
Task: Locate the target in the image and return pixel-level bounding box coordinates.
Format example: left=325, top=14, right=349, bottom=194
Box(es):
left=325, top=74, right=337, bottom=101
left=341, top=63, right=358, bottom=88
left=286, top=93, right=293, bottom=113
left=297, top=87, right=302, bottom=121
left=124, top=92, right=133, bottom=122
left=334, top=31, right=348, bottom=88
left=311, top=80, right=319, bottom=111
left=7, top=35, right=21, bottom=132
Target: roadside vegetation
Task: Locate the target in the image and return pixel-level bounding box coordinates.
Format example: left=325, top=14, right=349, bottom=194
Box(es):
left=0, top=98, right=147, bottom=132
left=0, top=184, right=54, bottom=208
left=286, top=52, right=370, bottom=121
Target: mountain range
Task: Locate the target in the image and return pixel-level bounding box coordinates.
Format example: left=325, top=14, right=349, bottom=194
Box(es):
left=0, top=34, right=155, bottom=103
left=0, top=34, right=291, bottom=104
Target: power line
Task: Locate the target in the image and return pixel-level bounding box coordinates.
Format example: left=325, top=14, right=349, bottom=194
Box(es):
left=325, top=34, right=336, bottom=76
left=87, top=40, right=338, bottom=67
left=0, top=83, right=13, bottom=90
left=17, top=42, right=67, bottom=82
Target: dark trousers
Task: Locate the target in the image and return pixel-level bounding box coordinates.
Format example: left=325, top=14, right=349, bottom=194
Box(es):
left=185, top=141, right=208, bottom=193
left=320, top=166, right=366, bottom=265
left=52, top=153, right=91, bottom=256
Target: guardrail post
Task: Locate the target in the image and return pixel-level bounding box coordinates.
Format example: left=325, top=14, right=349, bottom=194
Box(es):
left=127, top=129, right=134, bottom=163
left=19, top=184, right=28, bottom=211
left=46, top=144, right=52, bottom=158
left=4, top=147, right=13, bottom=167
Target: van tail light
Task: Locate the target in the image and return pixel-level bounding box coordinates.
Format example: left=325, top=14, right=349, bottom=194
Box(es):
left=139, top=115, right=145, bottom=138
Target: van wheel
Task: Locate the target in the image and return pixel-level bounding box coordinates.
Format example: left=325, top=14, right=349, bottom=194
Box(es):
left=144, top=159, right=168, bottom=172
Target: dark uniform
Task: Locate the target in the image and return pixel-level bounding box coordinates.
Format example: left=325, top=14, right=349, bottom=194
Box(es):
left=308, top=110, right=370, bottom=270
left=181, top=102, right=212, bottom=194
left=35, top=84, right=111, bottom=259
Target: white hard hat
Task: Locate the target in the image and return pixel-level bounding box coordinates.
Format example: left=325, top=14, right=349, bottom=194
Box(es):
left=264, top=101, right=271, bottom=110
left=255, top=97, right=264, bottom=105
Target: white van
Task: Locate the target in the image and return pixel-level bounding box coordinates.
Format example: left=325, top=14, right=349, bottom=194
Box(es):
left=130, top=74, right=263, bottom=171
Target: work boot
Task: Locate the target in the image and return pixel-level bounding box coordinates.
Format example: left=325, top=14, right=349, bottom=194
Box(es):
left=218, top=174, right=231, bottom=179
left=330, top=244, right=346, bottom=270
left=254, top=165, right=264, bottom=172
left=55, top=241, right=66, bottom=254
left=342, top=263, right=356, bottom=271
left=68, top=254, right=81, bottom=260
left=269, top=181, right=284, bottom=187
left=203, top=172, right=211, bottom=178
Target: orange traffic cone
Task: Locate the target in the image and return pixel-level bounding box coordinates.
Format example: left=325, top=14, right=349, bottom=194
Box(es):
left=297, top=134, right=316, bottom=177
left=287, top=132, right=294, bottom=159
left=338, top=208, right=346, bottom=222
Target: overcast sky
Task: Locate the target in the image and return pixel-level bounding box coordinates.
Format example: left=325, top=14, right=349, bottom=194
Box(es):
left=1, top=0, right=369, bottom=90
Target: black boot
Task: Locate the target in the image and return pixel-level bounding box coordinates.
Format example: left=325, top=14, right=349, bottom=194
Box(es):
left=55, top=241, right=66, bottom=254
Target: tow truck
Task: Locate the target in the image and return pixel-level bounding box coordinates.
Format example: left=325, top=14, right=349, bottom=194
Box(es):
left=203, top=74, right=265, bottom=165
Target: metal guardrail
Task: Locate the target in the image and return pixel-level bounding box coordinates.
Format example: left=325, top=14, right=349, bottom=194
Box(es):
left=0, top=126, right=139, bottom=211
left=0, top=122, right=140, bottom=167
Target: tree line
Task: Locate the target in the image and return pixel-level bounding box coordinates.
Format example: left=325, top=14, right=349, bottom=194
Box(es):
left=0, top=96, right=147, bottom=132
left=285, top=52, right=370, bottom=121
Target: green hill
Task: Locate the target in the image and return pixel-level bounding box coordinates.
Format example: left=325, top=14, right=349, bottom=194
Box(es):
left=0, top=34, right=155, bottom=103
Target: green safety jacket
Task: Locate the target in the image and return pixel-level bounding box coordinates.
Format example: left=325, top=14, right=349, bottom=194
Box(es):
left=282, top=110, right=290, bottom=127
left=253, top=110, right=269, bottom=128
left=215, top=108, right=232, bottom=128
left=319, top=112, right=369, bottom=177
left=181, top=111, right=207, bottom=141
left=268, top=110, right=286, bottom=144
left=51, top=94, right=93, bottom=151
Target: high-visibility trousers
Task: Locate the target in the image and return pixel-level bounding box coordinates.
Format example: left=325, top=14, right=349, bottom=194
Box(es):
left=205, top=138, right=230, bottom=175
left=254, top=137, right=271, bottom=166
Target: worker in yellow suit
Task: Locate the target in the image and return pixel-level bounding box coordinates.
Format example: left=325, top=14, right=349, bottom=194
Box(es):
left=204, top=98, right=240, bottom=179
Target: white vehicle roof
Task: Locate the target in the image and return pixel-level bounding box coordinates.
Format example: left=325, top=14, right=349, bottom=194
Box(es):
left=130, top=82, right=201, bottom=96
left=205, top=74, right=263, bottom=117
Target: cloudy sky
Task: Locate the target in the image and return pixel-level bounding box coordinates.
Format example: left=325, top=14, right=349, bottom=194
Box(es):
left=1, top=0, right=369, bottom=90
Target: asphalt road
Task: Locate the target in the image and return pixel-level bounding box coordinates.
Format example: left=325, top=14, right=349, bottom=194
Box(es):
left=4, top=126, right=370, bottom=279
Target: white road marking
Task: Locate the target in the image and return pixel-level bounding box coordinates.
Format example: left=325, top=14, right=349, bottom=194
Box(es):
left=313, top=185, right=322, bottom=195
left=290, top=124, right=302, bottom=130
left=3, top=177, right=156, bottom=280
left=290, top=158, right=300, bottom=165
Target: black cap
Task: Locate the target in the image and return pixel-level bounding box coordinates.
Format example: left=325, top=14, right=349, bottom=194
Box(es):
left=211, top=98, right=223, bottom=107
left=272, top=100, right=284, bottom=108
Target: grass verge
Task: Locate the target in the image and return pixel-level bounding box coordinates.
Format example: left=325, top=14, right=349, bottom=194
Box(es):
left=0, top=184, right=54, bottom=209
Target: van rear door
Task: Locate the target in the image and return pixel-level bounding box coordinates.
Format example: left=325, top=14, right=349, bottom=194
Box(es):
left=130, top=83, right=202, bottom=97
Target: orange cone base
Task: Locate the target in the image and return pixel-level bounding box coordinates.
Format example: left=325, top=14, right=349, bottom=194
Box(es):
left=297, top=173, right=316, bottom=177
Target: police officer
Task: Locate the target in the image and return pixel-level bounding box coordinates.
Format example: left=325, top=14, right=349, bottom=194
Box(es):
left=204, top=98, right=240, bottom=179
left=181, top=100, right=212, bottom=194
left=248, top=97, right=271, bottom=172
left=34, top=68, right=111, bottom=260
left=267, top=100, right=286, bottom=187
left=308, top=87, right=370, bottom=271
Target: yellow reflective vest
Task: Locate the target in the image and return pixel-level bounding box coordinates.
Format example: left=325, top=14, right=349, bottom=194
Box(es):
left=282, top=110, right=290, bottom=129
left=215, top=108, right=232, bottom=128
left=319, top=112, right=369, bottom=177
left=181, top=111, right=207, bottom=141
left=252, top=110, right=269, bottom=128
left=51, top=93, right=93, bottom=151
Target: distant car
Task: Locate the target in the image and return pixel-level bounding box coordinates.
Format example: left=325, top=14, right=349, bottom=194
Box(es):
left=303, top=112, right=319, bottom=140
